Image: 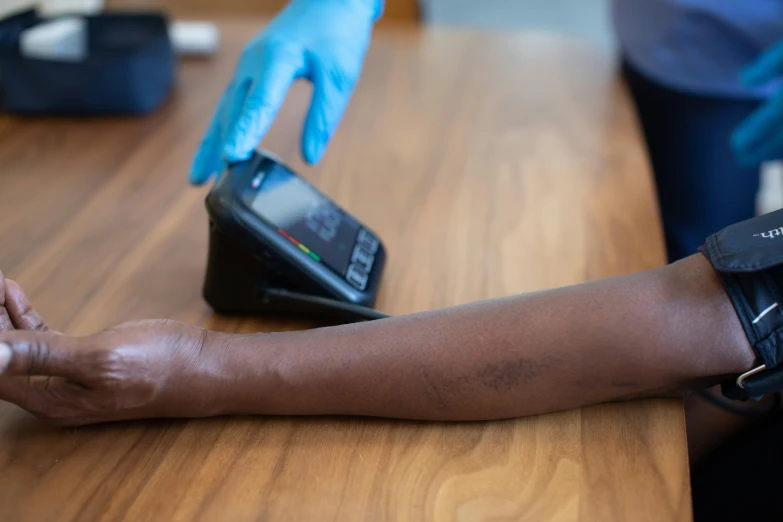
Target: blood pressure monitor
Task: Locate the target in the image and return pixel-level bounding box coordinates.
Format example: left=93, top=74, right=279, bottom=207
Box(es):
left=202, top=151, right=387, bottom=321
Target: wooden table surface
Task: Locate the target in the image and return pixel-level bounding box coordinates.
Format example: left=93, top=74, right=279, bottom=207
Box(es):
left=0, top=18, right=691, bottom=522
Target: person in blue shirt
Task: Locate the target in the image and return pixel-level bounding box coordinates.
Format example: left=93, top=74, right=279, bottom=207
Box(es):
left=615, top=0, right=783, bottom=262
left=190, top=0, right=783, bottom=266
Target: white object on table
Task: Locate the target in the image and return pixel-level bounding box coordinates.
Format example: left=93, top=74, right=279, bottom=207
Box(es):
left=20, top=16, right=87, bottom=62
left=0, top=1, right=36, bottom=19
left=757, top=162, right=783, bottom=216
left=169, top=21, right=220, bottom=56
left=39, top=0, right=103, bottom=15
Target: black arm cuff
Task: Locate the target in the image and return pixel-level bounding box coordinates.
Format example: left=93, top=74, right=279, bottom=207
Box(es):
left=700, top=208, right=783, bottom=401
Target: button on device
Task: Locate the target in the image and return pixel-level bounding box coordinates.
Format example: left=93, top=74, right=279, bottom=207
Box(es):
left=357, top=229, right=379, bottom=254
left=346, top=263, right=368, bottom=290
left=351, top=245, right=374, bottom=267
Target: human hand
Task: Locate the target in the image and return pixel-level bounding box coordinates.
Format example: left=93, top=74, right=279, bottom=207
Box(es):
left=190, top=0, right=382, bottom=184
left=0, top=271, right=231, bottom=426
left=732, top=39, right=783, bottom=168
left=0, top=269, right=49, bottom=334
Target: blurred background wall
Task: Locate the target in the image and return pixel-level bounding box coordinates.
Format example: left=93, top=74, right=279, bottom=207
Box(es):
left=4, top=0, right=612, bottom=40
left=420, top=0, right=613, bottom=48
left=106, top=0, right=613, bottom=46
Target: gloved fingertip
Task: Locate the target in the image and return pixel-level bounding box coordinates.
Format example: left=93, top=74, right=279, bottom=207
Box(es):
left=732, top=121, right=758, bottom=150
left=188, top=162, right=206, bottom=184
left=189, top=162, right=218, bottom=185
left=303, top=138, right=326, bottom=165
left=729, top=137, right=759, bottom=169
left=222, top=142, right=256, bottom=163
left=224, top=109, right=276, bottom=162
left=740, top=66, right=764, bottom=87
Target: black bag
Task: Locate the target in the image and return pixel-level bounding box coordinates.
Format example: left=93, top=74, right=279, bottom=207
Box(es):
left=0, top=9, right=175, bottom=115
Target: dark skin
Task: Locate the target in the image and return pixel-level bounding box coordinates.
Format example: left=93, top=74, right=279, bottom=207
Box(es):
left=0, top=255, right=757, bottom=433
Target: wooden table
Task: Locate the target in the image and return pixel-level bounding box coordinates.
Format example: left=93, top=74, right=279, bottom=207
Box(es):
left=0, top=18, right=690, bottom=522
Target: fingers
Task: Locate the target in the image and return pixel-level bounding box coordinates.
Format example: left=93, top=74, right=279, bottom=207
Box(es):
left=302, top=58, right=360, bottom=164
left=190, top=120, right=224, bottom=185
left=0, top=308, right=10, bottom=331
left=0, top=373, right=156, bottom=426
left=0, top=376, right=99, bottom=426
left=740, top=127, right=783, bottom=168
left=732, top=94, right=783, bottom=167
left=0, top=376, right=52, bottom=420
left=0, top=272, right=49, bottom=332
left=0, top=269, right=13, bottom=332
left=742, top=40, right=783, bottom=86
left=190, top=88, right=233, bottom=185
left=0, top=330, right=90, bottom=380
left=222, top=45, right=306, bottom=162
left=4, top=279, right=48, bottom=332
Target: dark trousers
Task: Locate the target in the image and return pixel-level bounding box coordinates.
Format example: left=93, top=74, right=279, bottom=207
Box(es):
left=689, top=411, right=783, bottom=522
left=622, top=61, right=761, bottom=262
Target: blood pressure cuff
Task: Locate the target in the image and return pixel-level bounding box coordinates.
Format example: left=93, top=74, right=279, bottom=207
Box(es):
left=0, top=9, right=174, bottom=115
left=700, top=208, right=783, bottom=401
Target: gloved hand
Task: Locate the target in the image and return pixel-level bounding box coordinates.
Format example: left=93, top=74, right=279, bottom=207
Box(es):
left=190, top=0, right=383, bottom=184
left=732, top=39, right=783, bottom=168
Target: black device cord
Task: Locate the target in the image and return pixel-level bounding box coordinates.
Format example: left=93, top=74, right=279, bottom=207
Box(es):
left=260, top=287, right=391, bottom=323
left=697, top=388, right=782, bottom=417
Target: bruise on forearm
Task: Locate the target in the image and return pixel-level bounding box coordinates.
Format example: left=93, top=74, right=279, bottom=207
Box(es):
left=417, top=355, right=557, bottom=412
left=474, top=355, right=556, bottom=391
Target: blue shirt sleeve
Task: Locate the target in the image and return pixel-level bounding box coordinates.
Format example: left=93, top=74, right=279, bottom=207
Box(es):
left=613, top=0, right=783, bottom=99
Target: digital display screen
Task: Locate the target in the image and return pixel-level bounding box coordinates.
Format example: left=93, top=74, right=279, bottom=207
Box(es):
left=249, top=164, right=359, bottom=276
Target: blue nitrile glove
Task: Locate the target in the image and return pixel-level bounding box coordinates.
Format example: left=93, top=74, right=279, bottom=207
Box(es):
left=190, top=0, right=383, bottom=184
left=732, top=39, right=783, bottom=168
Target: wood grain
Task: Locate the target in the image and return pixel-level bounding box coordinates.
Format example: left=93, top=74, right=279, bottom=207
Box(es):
left=0, top=18, right=690, bottom=522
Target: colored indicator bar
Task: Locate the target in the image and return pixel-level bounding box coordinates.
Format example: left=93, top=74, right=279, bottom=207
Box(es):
left=278, top=228, right=299, bottom=246
left=278, top=228, right=320, bottom=262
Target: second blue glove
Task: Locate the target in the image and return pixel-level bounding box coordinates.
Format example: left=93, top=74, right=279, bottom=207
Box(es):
left=732, top=38, right=783, bottom=169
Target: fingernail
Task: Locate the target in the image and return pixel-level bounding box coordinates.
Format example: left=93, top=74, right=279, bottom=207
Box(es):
left=189, top=165, right=205, bottom=184
left=0, top=343, right=11, bottom=372
left=189, top=171, right=208, bottom=185
left=732, top=126, right=752, bottom=149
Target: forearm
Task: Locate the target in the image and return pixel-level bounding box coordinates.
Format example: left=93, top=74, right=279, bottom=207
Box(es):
left=213, top=254, right=755, bottom=420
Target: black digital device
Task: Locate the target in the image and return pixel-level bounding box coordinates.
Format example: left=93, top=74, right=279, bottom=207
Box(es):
left=202, top=151, right=387, bottom=322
